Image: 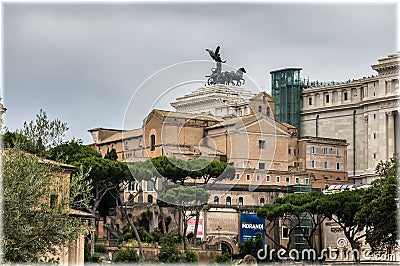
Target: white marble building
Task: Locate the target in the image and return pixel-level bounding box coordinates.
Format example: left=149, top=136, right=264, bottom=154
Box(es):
left=300, top=53, right=399, bottom=184
left=171, top=84, right=256, bottom=118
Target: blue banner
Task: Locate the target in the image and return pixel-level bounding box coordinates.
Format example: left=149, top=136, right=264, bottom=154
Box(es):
left=240, top=213, right=265, bottom=244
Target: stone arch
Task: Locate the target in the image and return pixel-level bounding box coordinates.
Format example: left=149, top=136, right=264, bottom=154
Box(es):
left=209, top=236, right=239, bottom=254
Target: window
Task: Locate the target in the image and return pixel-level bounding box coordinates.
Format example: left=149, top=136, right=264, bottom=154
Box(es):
left=374, top=113, right=376, bottom=119
left=344, top=91, right=348, bottom=101
left=124, top=141, right=129, bottom=151
left=288, top=148, right=291, bottom=155
left=238, top=197, right=244, bottom=206
left=259, top=140, right=265, bottom=149
left=256, top=175, right=261, bottom=181
left=305, top=178, right=310, bottom=185
left=282, top=226, right=289, bottom=239
left=146, top=180, right=155, bottom=191
left=258, top=163, right=265, bottom=169
left=373, top=133, right=376, bottom=139
left=258, top=106, right=262, bottom=113
left=214, top=196, right=219, bottom=204
left=285, top=176, right=290, bottom=183
left=326, top=94, right=330, bottom=103
left=226, top=196, right=231, bottom=205
left=373, top=153, right=376, bottom=159
left=336, top=148, right=340, bottom=156
left=150, top=134, right=156, bottom=151
left=148, top=195, right=153, bottom=204
left=323, top=161, right=328, bottom=169
left=310, top=146, right=316, bottom=154
left=246, top=174, right=251, bottom=181
left=308, top=97, right=312, bottom=105
left=295, top=177, right=300, bottom=184
left=310, top=160, right=316, bottom=168
left=266, top=175, right=270, bottom=182
left=236, top=173, right=240, bottom=180
left=276, top=176, right=280, bottom=183
left=50, top=194, right=58, bottom=209
left=128, top=180, right=136, bottom=191
left=260, top=197, right=265, bottom=206
left=323, top=147, right=329, bottom=155
left=266, top=107, right=271, bottom=117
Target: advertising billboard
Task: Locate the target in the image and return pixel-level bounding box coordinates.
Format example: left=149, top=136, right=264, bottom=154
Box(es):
left=240, top=213, right=265, bottom=244
left=186, top=217, right=203, bottom=239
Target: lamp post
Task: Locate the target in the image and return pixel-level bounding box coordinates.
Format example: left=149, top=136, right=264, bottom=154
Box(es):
left=216, top=226, right=222, bottom=251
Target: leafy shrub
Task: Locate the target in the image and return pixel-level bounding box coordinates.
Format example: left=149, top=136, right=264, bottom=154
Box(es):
left=208, top=253, right=232, bottom=264
left=84, top=241, right=91, bottom=262
left=157, top=232, right=181, bottom=263
left=186, top=250, right=198, bottom=263
left=94, top=243, right=107, bottom=253
left=113, top=248, right=139, bottom=262
left=89, top=253, right=101, bottom=263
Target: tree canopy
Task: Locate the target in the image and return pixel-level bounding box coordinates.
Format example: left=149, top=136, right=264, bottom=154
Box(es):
left=356, top=155, right=399, bottom=252
left=3, top=149, right=82, bottom=262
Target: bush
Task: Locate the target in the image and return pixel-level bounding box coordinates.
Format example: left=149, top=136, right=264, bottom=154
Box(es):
left=118, top=230, right=133, bottom=244
left=84, top=241, right=91, bottom=262
left=94, top=243, right=107, bottom=253
left=209, top=253, right=232, bottom=264
left=186, top=250, right=198, bottom=263
left=157, top=232, right=181, bottom=263
left=113, top=248, right=140, bottom=262
left=89, top=253, right=101, bottom=263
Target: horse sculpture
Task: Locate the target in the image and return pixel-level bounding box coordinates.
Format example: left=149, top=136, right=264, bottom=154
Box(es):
left=226, top=67, right=246, bottom=86
left=206, top=66, right=246, bottom=86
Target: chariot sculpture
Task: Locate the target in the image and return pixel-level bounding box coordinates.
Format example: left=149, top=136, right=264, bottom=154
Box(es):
left=205, top=46, right=246, bottom=86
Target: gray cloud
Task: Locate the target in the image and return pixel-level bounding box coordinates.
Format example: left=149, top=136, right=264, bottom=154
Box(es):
left=3, top=3, right=397, bottom=143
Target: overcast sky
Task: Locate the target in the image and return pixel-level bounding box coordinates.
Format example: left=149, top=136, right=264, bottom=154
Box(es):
left=3, top=2, right=397, bottom=144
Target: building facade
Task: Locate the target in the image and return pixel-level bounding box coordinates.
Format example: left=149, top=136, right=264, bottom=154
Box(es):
left=300, top=53, right=399, bottom=184
left=88, top=86, right=349, bottom=254
left=271, top=53, right=399, bottom=184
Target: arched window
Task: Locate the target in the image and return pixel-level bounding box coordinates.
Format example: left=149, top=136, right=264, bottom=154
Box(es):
left=214, top=196, right=219, bottom=205
left=260, top=197, right=265, bottom=206
left=150, top=134, right=156, bottom=151
left=148, top=194, right=153, bottom=204
left=238, top=197, right=243, bottom=206
left=226, top=196, right=231, bottom=205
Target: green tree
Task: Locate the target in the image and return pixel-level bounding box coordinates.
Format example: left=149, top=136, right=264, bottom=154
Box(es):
left=356, top=155, right=399, bottom=253
left=3, top=149, right=84, bottom=262
left=320, top=189, right=366, bottom=261
left=239, top=232, right=264, bottom=260
left=257, top=191, right=327, bottom=254
left=49, top=139, right=101, bottom=164
left=50, top=140, right=131, bottom=257
left=185, top=250, right=199, bottom=263
left=113, top=248, right=139, bottom=262
left=157, top=232, right=181, bottom=263
left=18, top=109, right=68, bottom=156
left=104, top=148, right=118, bottom=160
left=159, top=186, right=210, bottom=250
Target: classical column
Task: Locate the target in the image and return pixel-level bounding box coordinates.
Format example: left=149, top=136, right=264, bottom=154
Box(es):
left=387, top=111, right=395, bottom=159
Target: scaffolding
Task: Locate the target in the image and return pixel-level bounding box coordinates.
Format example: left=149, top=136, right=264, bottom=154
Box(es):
left=271, top=68, right=302, bottom=134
